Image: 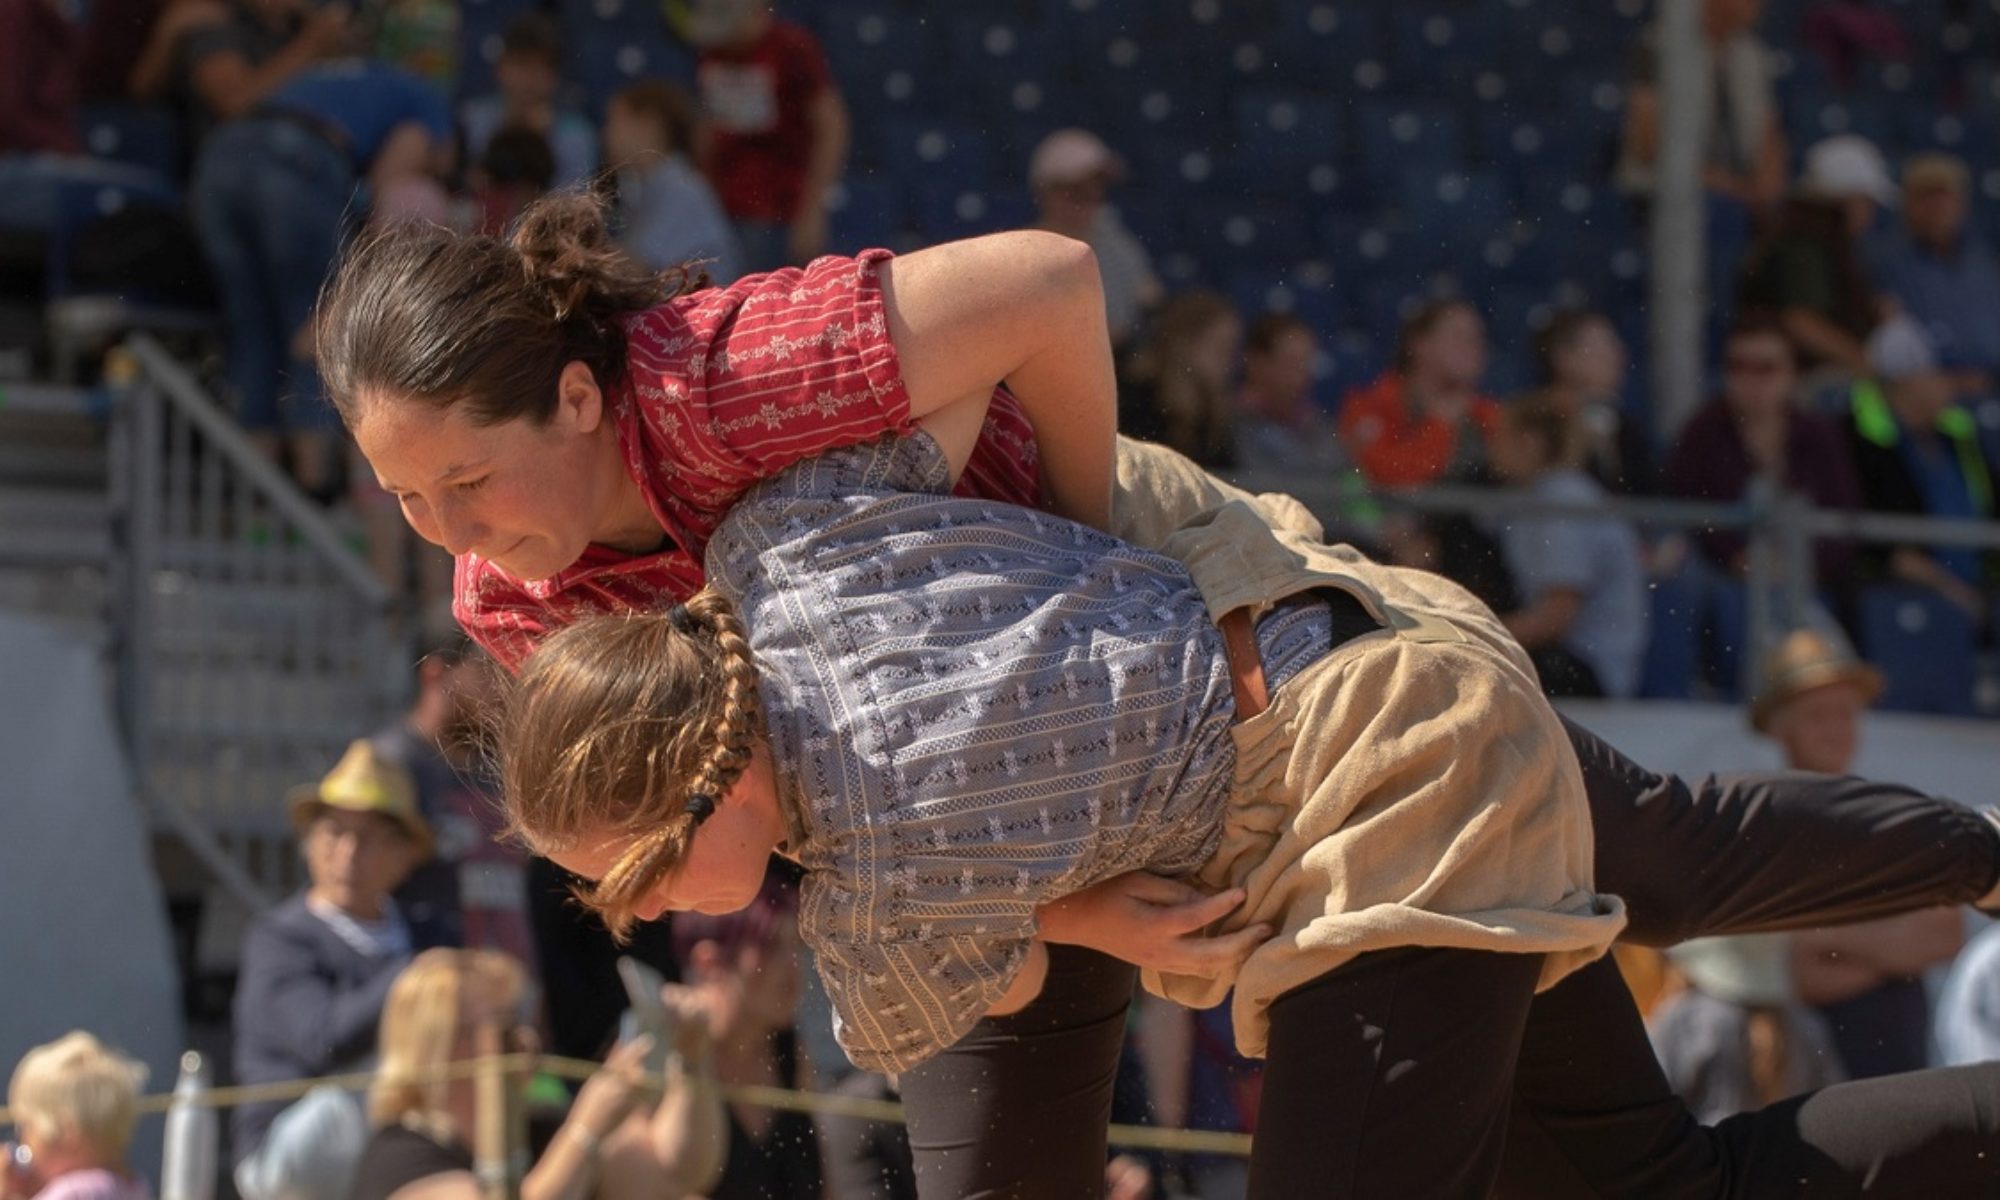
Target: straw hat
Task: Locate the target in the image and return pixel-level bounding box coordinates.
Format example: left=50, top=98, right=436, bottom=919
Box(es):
left=288, top=739, right=434, bottom=859
left=1668, top=934, right=1795, bottom=1007
left=1747, top=627, right=1884, bottom=733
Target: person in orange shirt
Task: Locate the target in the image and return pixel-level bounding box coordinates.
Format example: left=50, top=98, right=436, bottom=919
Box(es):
left=1337, top=300, right=1500, bottom=488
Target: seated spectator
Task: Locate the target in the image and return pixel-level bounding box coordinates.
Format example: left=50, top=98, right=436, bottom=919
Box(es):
left=1750, top=626, right=1965, bottom=1078
left=1738, top=137, right=1895, bottom=376
left=688, top=0, right=848, bottom=271
left=1617, top=0, right=1787, bottom=215
left=1485, top=394, right=1650, bottom=698
left=604, top=81, right=743, bottom=283
left=354, top=0, right=458, bottom=93
left=77, top=0, right=167, bottom=103
left=351, top=949, right=725, bottom=1200
left=1232, top=312, right=1344, bottom=474
left=670, top=878, right=821, bottom=1200
left=1804, top=0, right=1910, bottom=90
left=232, top=741, right=445, bottom=1200
left=1844, top=316, right=1997, bottom=620
left=0, top=0, right=80, bottom=157
left=1663, top=312, right=1861, bottom=586
left=1874, top=153, right=2000, bottom=392
left=1337, top=299, right=1498, bottom=489
left=1030, top=128, right=1164, bottom=351
left=467, top=124, right=555, bottom=236
left=1118, top=291, right=1241, bottom=469
left=128, top=0, right=348, bottom=144
left=370, top=637, right=532, bottom=966
left=1937, top=921, right=2000, bottom=1066
left=2, top=1033, right=149, bottom=1200
left=190, top=58, right=453, bottom=496
left=1650, top=934, right=1844, bottom=1123
left=459, top=14, right=596, bottom=193
left=1533, top=310, right=1656, bottom=494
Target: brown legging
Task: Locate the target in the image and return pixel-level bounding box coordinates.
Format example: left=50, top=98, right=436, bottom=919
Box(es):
left=897, top=719, right=2000, bottom=1198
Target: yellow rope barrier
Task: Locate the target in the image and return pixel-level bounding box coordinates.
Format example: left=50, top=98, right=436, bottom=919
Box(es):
left=0, top=1052, right=1254, bottom=1158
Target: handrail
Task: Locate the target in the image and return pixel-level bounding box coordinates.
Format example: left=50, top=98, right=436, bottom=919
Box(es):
left=123, top=335, right=390, bottom=608
left=1232, top=470, right=2000, bottom=551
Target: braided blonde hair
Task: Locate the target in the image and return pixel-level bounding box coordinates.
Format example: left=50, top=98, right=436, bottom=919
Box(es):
left=499, top=588, right=763, bottom=937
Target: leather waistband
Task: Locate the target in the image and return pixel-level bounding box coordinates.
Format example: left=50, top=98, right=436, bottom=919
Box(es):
left=1220, top=588, right=1383, bottom=723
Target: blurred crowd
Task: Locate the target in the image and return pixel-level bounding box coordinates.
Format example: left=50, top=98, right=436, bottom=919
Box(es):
left=5, top=0, right=2000, bottom=1197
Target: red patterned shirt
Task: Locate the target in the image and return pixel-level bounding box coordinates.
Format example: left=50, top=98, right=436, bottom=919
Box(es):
left=456, top=249, right=1043, bottom=671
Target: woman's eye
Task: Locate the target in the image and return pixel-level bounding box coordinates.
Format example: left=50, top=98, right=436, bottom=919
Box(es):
left=456, top=476, right=491, bottom=493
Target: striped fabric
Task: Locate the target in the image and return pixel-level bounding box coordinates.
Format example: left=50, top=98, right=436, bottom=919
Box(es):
left=454, top=249, right=1043, bottom=671
left=707, top=433, right=1333, bottom=1073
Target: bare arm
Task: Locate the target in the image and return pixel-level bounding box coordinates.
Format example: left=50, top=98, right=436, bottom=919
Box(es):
left=1779, top=308, right=1871, bottom=375
left=789, top=86, right=850, bottom=262
left=1792, top=909, right=1966, bottom=1006
left=189, top=6, right=347, bottom=120
left=1503, top=586, right=1584, bottom=650
left=1621, top=83, right=1660, bottom=173
left=879, top=231, right=1118, bottom=530
left=127, top=0, right=230, bottom=99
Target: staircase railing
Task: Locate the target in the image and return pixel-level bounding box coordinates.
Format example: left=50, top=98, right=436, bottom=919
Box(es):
left=109, top=335, right=407, bottom=911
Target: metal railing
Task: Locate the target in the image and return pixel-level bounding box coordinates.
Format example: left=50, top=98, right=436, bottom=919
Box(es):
left=109, top=336, right=406, bottom=911
left=1234, top=465, right=2000, bottom=701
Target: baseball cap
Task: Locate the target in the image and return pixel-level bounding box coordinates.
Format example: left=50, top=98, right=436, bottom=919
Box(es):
left=1801, top=136, right=1898, bottom=207
left=1029, top=128, right=1124, bottom=189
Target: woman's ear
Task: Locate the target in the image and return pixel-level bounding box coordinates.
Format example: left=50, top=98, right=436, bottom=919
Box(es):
left=555, top=361, right=606, bottom=434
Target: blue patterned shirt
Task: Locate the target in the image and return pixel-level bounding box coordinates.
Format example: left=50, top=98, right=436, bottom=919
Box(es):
left=705, top=434, right=1330, bottom=1072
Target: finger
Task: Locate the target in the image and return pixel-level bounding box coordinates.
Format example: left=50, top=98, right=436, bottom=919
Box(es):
left=606, top=1034, right=654, bottom=1072
left=1178, top=924, right=1273, bottom=977
left=1156, top=887, right=1249, bottom=933
left=1122, top=872, right=1205, bottom=905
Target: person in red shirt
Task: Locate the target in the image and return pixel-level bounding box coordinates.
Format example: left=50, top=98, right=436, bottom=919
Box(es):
left=1337, top=299, right=1500, bottom=489
left=685, top=0, right=848, bottom=272
left=318, top=189, right=1111, bottom=673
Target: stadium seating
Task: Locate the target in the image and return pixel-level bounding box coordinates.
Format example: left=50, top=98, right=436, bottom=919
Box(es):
left=1859, top=584, right=1981, bottom=716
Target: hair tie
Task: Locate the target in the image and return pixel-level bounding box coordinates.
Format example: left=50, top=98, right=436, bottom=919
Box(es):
left=666, top=603, right=696, bottom=633
left=684, top=793, right=717, bottom=825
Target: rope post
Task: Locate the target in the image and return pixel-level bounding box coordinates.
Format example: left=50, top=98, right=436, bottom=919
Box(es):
left=471, top=1030, right=520, bottom=1200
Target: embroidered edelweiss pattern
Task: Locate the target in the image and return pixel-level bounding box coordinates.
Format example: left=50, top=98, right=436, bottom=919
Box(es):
left=451, top=250, right=1042, bottom=672
left=706, top=435, right=1339, bottom=1075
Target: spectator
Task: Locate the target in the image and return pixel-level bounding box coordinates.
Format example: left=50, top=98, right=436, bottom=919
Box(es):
left=669, top=878, right=821, bottom=1200
left=1663, top=312, right=1861, bottom=585
left=604, top=81, right=744, bottom=283
left=0, top=0, right=80, bottom=156
left=232, top=740, right=446, bottom=1200
left=467, top=124, right=556, bottom=236
left=1874, top=153, right=2000, bottom=390
left=1533, top=310, right=1656, bottom=494
left=1649, top=935, right=1844, bottom=1123
left=77, top=0, right=167, bottom=103
left=1232, top=312, right=1343, bottom=474
left=1130, top=997, right=1259, bottom=1200
left=1118, top=290, right=1241, bottom=469
left=1486, top=394, right=1650, bottom=698
left=1029, top=128, right=1164, bottom=351
left=370, top=637, right=532, bottom=966
left=459, top=14, right=596, bottom=193
left=2, top=1033, right=149, bottom=1200
left=190, top=58, right=453, bottom=496
left=350, top=949, right=726, bottom=1200
left=1617, top=0, right=1788, bottom=215
left=1750, top=626, right=1966, bottom=1078
left=1804, top=0, right=1910, bottom=90
left=1738, top=136, right=1896, bottom=376
left=1844, top=315, right=1996, bottom=619
left=1937, top=922, right=2000, bottom=1066
left=1337, top=299, right=1498, bottom=489
left=688, top=0, right=848, bottom=271
left=127, top=0, right=349, bottom=145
